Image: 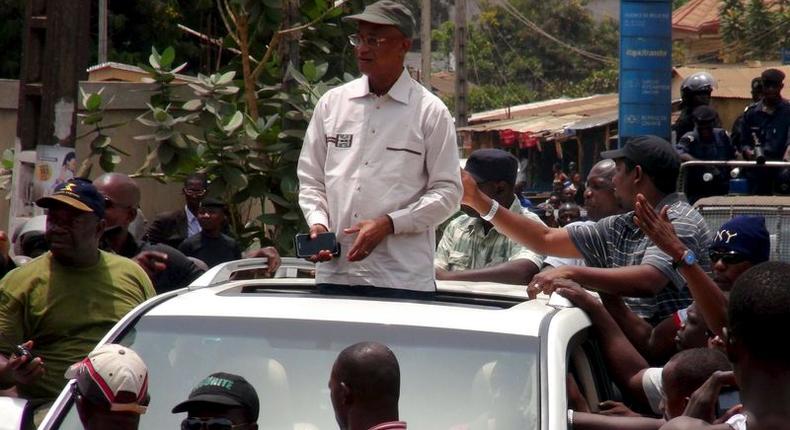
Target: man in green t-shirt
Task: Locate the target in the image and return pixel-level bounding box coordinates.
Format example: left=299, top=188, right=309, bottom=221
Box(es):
left=0, top=178, right=155, bottom=403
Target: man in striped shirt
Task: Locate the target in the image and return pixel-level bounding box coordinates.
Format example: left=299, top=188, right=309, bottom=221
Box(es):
left=461, top=135, right=712, bottom=325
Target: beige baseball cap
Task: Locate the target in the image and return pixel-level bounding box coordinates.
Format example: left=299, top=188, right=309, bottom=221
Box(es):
left=65, top=344, right=149, bottom=414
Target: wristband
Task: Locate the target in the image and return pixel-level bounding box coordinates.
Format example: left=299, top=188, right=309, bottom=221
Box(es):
left=481, top=200, right=500, bottom=222
left=567, top=409, right=574, bottom=428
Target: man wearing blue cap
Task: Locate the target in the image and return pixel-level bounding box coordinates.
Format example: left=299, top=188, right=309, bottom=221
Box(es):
left=435, top=149, right=544, bottom=285
left=0, top=178, right=155, bottom=411
left=298, top=0, right=461, bottom=295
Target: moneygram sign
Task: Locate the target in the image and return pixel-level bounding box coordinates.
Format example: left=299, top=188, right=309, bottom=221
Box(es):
left=619, top=0, right=672, bottom=145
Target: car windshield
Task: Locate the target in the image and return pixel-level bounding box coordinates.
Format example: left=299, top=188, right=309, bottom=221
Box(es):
left=56, top=315, right=539, bottom=429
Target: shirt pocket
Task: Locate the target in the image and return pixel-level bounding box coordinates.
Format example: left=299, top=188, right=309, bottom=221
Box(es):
left=447, top=250, right=472, bottom=271
left=382, top=140, right=425, bottom=180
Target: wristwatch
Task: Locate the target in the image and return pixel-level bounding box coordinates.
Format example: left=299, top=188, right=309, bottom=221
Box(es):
left=673, top=249, right=697, bottom=268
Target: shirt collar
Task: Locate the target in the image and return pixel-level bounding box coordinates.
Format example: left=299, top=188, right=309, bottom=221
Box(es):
left=349, top=69, right=411, bottom=105
left=368, top=421, right=407, bottom=430
left=185, top=205, right=198, bottom=224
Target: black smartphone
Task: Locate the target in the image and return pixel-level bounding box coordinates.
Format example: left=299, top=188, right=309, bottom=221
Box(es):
left=294, top=232, right=340, bottom=258
left=0, top=332, right=36, bottom=363
left=716, top=388, right=740, bottom=416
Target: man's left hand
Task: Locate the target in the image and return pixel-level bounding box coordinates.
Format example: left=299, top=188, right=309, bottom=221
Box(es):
left=527, top=265, right=577, bottom=299
left=344, top=216, right=393, bottom=262
left=245, top=246, right=281, bottom=277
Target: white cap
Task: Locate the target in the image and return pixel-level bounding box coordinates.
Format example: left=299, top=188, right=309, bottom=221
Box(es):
left=64, top=344, right=149, bottom=414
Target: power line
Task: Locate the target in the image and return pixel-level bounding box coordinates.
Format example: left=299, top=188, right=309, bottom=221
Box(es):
left=493, top=0, right=617, bottom=65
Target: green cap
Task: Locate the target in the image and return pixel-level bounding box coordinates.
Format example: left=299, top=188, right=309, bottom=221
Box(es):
left=342, top=0, right=416, bottom=39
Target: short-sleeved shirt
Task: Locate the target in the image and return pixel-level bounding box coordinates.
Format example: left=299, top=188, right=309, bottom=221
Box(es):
left=435, top=198, right=544, bottom=271
left=567, top=193, right=712, bottom=322
left=179, top=232, right=242, bottom=268
left=641, top=367, right=665, bottom=415
left=0, top=251, right=155, bottom=399
left=740, top=99, right=790, bottom=159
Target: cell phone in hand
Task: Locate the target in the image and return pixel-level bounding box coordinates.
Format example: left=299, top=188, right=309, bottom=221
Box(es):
left=0, top=332, right=36, bottom=363
left=716, top=388, right=740, bottom=417
left=294, top=232, right=340, bottom=258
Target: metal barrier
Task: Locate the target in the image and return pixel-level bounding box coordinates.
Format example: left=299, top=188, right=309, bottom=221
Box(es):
left=677, top=160, right=790, bottom=196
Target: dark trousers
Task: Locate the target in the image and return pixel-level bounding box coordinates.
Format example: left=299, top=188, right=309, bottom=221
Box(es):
left=317, top=283, right=436, bottom=300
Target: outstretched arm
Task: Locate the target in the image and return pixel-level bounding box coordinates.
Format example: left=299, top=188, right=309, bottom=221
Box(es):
left=461, top=171, right=580, bottom=258
left=634, top=194, right=727, bottom=337
left=436, top=259, right=539, bottom=285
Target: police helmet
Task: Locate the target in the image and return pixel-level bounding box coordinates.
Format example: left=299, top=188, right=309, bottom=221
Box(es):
left=681, top=72, right=717, bottom=93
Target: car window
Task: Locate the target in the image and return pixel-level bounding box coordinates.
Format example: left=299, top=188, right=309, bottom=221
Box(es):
left=56, top=315, right=540, bottom=429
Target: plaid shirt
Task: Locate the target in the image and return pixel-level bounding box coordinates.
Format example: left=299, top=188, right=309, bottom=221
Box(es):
left=435, top=198, right=544, bottom=271
left=567, top=193, right=712, bottom=323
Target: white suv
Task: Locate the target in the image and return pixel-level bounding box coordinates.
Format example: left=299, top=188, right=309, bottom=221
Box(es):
left=12, top=259, right=615, bottom=430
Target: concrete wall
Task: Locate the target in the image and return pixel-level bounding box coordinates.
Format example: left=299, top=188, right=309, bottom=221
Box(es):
left=0, top=79, right=191, bottom=231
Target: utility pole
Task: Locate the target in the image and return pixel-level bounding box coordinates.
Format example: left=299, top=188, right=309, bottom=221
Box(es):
left=453, top=0, right=468, bottom=127
left=420, top=0, right=431, bottom=88
left=98, top=0, right=108, bottom=64
left=17, top=0, right=91, bottom=151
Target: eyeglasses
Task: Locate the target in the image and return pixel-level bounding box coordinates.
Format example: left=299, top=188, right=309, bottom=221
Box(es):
left=181, top=417, right=251, bottom=430
left=183, top=188, right=207, bottom=197
left=348, top=33, right=390, bottom=48
left=709, top=251, right=748, bottom=265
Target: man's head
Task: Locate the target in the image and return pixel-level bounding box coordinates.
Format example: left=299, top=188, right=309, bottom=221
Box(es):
left=560, top=185, right=576, bottom=203
left=463, top=149, right=519, bottom=216
left=329, top=342, right=400, bottom=430
left=601, top=136, right=680, bottom=210
left=680, top=72, right=716, bottom=108
left=750, top=76, right=764, bottom=102
left=343, top=1, right=414, bottom=80
left=183, top=174, right=208, bottom=212
left=65, top=344, right=149, bottom=430
left=172, top=372, right=259, bottom=430
left=727, top=262, right=790, bottom=377
left=674, top=304, right=711, bottom=351
left=691, top=105, right=718, bottom=141
left=557, top=203, right=581, bottom=227
left=661, top=348, right=731, bottom=420
left=709, top=216, right=770, bottom=292
left=760, top=68, right=785, bottom=106
left=583, top=159, right=620, bottom=221
left=197, top=198, right=227, bottom=234
left=36, top=178, right=106, bottom=264
left=94, top=173, right=141, bottom=233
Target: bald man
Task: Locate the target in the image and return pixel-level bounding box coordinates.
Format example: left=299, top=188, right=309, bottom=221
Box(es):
left=95, top=173, right=205, bottom=293
left=329, top=342, right=404, bottom=430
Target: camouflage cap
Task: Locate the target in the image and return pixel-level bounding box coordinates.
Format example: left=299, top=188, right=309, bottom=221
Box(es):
left=342, top=0, right=416, bottom=39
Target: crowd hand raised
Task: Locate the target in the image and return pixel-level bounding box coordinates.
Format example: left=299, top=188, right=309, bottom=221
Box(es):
left=633, top=194, right=686, bottom=258
left=527, top=266, right=577, bottom=299
left=460, top=169, right=485, bottom=209
left=344, top=216, right=392, bottom=262
left=134, top=251, right=169, bottom=278
left=8, top=341, right=45, bottom=385
left=307, top=224, right=334, bottom=263
left=553, top=279, right=600, bottom=313
left=682, top=370, right=741, bottom=423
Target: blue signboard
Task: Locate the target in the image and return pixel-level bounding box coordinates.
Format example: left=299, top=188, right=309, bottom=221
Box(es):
left=619, top=0, right=672, bottom=146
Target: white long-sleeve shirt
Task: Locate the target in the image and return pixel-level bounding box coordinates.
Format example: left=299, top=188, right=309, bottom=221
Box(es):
left=298, top=69, right=462, bottom=291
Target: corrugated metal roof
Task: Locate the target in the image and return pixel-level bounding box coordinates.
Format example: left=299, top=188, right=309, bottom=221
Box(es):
left=672, top=0, right=780, bottom=35
left=459, top=94, right=618, bottom=135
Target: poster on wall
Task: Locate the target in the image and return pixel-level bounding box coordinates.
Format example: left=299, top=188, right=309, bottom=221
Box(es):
left=33, top=145, right=78, bottom=204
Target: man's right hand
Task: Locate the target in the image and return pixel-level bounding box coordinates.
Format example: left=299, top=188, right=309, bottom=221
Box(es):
left=552, top=279, right=600, bottom=313
left=307, top=224, right=334, bottom=262
left=5, top=341, right=45, bottom=385
left=134, top=251, right=169, bottom=279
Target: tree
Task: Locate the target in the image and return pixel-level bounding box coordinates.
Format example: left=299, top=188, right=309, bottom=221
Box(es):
left=745, top=0, right=777, bottom=60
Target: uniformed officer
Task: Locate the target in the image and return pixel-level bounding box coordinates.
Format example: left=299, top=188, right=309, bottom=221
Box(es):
left=739, top=68, right=790, bottom=194
left=676, top=105, right=735, bottom=202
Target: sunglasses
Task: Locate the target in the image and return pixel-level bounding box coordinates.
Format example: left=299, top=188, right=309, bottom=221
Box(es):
left=181, top=417, right=250, bottom=430
left=709, top=251, right=748, bottom=265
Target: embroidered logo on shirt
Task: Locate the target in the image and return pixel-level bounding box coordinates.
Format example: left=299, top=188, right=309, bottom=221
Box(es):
left=327, top=134, right=353, bottom=148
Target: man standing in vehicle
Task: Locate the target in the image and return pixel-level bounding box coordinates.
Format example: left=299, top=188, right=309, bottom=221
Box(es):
left=297, top=0, right=461, bottom=296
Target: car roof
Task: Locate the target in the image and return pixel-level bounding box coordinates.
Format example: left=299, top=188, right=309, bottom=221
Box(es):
left=145, top=278, right=556, bottom=337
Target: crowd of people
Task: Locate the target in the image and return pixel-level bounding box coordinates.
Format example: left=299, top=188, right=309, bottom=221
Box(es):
left=0, top=0, right=788, bottom=429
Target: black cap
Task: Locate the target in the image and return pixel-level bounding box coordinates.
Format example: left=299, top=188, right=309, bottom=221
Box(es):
left=36, top=178, right=106, bottom=219
left=464, top=149, right=519, bottom=185
left=342, top=0, right=416, bottom=38
left=199, top=197, right=226, bottom=209
left=600, top=135, right=680, bottom=176
left=172, top=372, right=260, bottom=421
left=692, top=105, right=718, bottom=123
left=761, top=68, right=785, bottom=84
